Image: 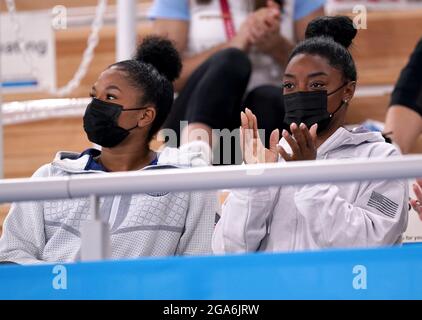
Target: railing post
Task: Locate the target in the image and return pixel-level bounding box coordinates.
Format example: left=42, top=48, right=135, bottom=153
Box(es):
left=116, top=0, right=137, bottom=61
left=81, top=194, right=110, bottom=261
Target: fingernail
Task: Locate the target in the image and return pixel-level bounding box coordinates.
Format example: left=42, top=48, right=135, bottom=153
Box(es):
left=282, top=129, right=288, bottom=137
left=300, top=123, right=306, bottom=129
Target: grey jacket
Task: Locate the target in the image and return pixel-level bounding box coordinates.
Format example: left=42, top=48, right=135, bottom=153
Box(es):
left=213, top=127, right=409, bottom=253
left=0, top=142, right=218, bottom=264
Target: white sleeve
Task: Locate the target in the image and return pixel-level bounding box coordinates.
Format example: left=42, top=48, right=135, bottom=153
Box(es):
left=176, top=190, right=218, bottom=256
left=294, top=178, right=408, bottom=248
left=158, top=140, right=212, bottom=167
left=212, top=187, right=280, bottom=253
left=0, top=165, right=51, bottom=264
left=0, top=202, right=46, bottom=264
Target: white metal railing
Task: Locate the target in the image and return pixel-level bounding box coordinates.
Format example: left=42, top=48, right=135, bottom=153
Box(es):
left=1, top=155, right=422, bottom=261
left=1, top=155, right=422, bottom=202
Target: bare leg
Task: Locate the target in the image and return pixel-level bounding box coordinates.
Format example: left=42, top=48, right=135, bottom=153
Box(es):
left=384, top=105, right=422, bottom=154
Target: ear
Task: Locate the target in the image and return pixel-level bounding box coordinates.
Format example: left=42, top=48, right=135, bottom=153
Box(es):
left=137, top=105, right=156, bottom=128
left=343, top=81, right=356, bottom=104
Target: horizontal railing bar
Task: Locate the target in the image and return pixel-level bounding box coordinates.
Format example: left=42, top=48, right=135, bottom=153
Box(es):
left=0, top=155, right=421, bottom=203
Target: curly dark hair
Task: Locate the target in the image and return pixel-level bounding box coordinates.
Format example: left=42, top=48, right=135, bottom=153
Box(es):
left=289, top=16, right=357, bottom=82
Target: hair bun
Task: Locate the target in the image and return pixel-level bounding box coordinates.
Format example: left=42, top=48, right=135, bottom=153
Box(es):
left=305, top=16, right=357, bottom=49
left=134, top=36, right=182, bottom=82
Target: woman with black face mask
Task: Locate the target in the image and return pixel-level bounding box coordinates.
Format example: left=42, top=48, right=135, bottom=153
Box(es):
left=0, top=36, right=218, bottom=265
left=213, top=16, right=409, bottom=253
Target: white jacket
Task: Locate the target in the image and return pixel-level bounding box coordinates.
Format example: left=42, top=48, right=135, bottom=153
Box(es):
left=0, top=142, right=218, bottom=264
left=213, top=127, right=409, bottom=253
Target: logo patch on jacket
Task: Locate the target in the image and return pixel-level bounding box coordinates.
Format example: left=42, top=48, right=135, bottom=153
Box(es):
left=367, top=191, right=399, bottom=218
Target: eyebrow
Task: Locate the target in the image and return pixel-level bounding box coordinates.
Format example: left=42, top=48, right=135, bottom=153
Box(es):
left=308, top=72, right=328, bottom=78
left=91, top=85, right=121, bottom=92
left=283, top=72, right=328, bottom=79
left=105, top=85, right=121, bottom=92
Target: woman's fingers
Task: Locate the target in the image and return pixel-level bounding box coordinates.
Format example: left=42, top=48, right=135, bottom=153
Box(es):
left=282, top=128, right=300, bottom=156
left=264, top=6, right=280, bottom=28
left=239, top=125, right=245, bottom=158
left=245, top=108, right=259, bottom=139
left=248, top=28, right=259, bottom=44
left=244, top=108, right=255, bottom=139
left=242, top=125, right=256, bottom=164
left=413, top=182, right=422, bottom=203
left=252, top=113, right=259, bottom=139
left=277, top=145, right=292, bottom=161
left=244, top=108, right=254, bottom=129
left=411, top=182, right=422, bottom=220
left=290, top=123, right=307, bottom=154
left=249, top=20, right=265, bottom=39
left=241, top=109, right=262, bottom=164
left=240, top=111, right=249, bottom=130
left=410, top=198, right=421, bottom=211
left=249, top=10, right=275, bottom=39
left=300, top=123, right=318, bottom=150
left=269, top=129, right=280, bottom=154
left=267, top=0, right=281, bottom=11
left=309, top=123, right=318, bottom=146
left=240, top=112, right=252, bottom=150
left=300, top=123, right=314, bottom=149
left=242, top=108, right=271, bottom=164
left=410, top=198, right=422, bottom=221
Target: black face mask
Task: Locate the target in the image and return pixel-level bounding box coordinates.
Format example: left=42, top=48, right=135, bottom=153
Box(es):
left=83, top=98, right=146, bottom=148
left=283, top=83, right=348, bottom=133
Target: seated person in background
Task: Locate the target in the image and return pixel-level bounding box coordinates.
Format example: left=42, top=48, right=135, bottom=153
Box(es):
left=0, top=37, right=217, bottom=265
left=150, top=0, right=325, bottom=152
left=384, top=38, right=422, bottom=154
left=212, top=16, right=408, bottom=253
left=410, top=179, right=422, bottom=221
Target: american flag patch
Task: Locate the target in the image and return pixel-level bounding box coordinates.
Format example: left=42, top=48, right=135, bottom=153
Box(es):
left=367, top=191, right=399, bottom=218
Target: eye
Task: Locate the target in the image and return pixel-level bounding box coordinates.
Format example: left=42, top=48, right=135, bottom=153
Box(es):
left=283, top=82, right=295, bottom=90
left=310, top=82, right=326, bottom=90
left=106, top=94, right=117, bottom=100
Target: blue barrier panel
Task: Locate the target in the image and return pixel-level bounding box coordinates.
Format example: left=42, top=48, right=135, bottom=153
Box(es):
left=0, top=245, right=421, bottom=300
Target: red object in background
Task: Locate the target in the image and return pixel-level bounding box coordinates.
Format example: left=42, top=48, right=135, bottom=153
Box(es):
left=219, top=0, right=236, bottom=40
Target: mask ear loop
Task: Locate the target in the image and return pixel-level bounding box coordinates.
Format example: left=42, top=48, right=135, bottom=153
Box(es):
left=327, top=82, right=348, bottom=96
left=329, top=99, right=348, bottom=119
left=327, top=82, right=350, bottom=118
left=122, top=106, right=148, bottom=131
